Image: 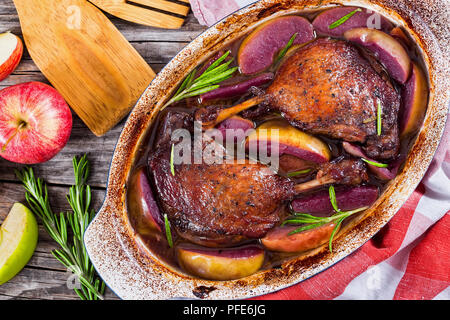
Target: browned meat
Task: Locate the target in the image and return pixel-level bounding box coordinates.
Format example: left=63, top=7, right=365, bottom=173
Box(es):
left=148, top=122, right=369, bottom=246
left=266, top=38, right=400, bottom=159
left=197, top=38, right=401, bottom=160
left=149, top=148, right=293, bottom=247
left=148, top=112, right=370, bottom=246
left=317, top=159, right=369, bottom=186
left=294, top=158, right=369, bottom=193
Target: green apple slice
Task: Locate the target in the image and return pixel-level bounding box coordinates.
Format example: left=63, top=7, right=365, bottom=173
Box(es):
left=0, top=203, right=38, bottom=285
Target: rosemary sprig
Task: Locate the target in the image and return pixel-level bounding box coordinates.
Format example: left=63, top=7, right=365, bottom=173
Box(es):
left=377, top=100, right=382, bottom=136
left=15, top=156, right=105, bottom=300
left=282, top=185, right=368, bottom=252
left=162, top=51, right=238, bottom=109
left=164, top=214, right=173, bottom=248
left=328, top=8, right=362, bottom=29
left=362, top=158, right=388, bottom=168
left=276, top=33, right=298, bottom=62
left=170, top=144, right=175, bottom=176
left=287, top=168, right=312, bottom=177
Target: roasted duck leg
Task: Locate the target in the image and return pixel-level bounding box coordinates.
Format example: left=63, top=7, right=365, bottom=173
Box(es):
left=196, top=38, right=401, bottom=160
left=149, top=136, right=368, bottom=247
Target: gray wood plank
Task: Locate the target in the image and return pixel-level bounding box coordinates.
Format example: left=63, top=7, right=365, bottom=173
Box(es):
left=0, top=267, right=119, bottom=300
left=0, top=0, right=206, bottom=300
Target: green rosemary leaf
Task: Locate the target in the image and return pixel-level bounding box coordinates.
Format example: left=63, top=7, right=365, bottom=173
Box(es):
left=282, top=217, right=321, bottom=226
left=293, top=212, right=325, bottom=220
left=175, top=68, right=196, bottom=97
left=329, top=185, right=341, bottom=213
left=162, top=51, right=237, bottom=110
left=204, top=50, right=231, bottom=74
left=276, top=32, right=298, bottom=62
left=15, top=157, right=105, bottom=300
left=328, top=216, right=346, bottom=252
left=190, top=66, right=238, bottom=90
left=377, top=100, right=382, bottom=136
left=282, top=189, right=369, bottom=251
left=287, top=168, right=312, bottom=177
left=288, top=222, right=328, bottom=235
left=196, top=58, right=234, bottom=82
left=361, top=158, right=389, bottom=168
left=180, top=85, right=221, bottom=100
left=328, top=8, right=362, bottom=29
left=164, top=214, right=173, bottom=248
left=170, top=144, right=175, bottom=176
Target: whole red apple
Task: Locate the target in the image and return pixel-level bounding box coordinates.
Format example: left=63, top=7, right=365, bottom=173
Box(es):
left=0, top=82, right=72, bottom=164
left=0, top=32, right=23, bottom=81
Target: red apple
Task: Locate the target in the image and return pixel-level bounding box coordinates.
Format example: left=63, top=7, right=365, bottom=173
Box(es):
left=0, top=32, right=23, bottom=82
left=0, top=82, right=72, bottom=164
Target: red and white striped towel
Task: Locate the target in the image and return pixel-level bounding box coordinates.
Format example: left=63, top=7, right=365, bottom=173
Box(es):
left=190, top=0, right=450, bottom=300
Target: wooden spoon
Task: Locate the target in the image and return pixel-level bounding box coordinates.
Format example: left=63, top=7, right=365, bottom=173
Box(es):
left=89, top=0, right=190, bottom=29
left=13, top=0, right=156, bottom=136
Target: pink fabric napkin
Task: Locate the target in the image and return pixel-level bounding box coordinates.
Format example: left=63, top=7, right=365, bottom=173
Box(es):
left=189, top=0, right=450, bottom=300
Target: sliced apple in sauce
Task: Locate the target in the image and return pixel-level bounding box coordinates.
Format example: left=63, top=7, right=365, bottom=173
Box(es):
left=344, top=27, right=411, bottom=84
left=177, top=244, right=265, bottom=280
left=246, top=119, right=331, bottom=164
left=261, top=223, right=337, bottom=253
left=400, top=62, right=429, bottom=137
left=127, top=167, right=163, bottom=232
left=312, top=6, right=393, bottom=37
left=238, top=15, right=315, bottom=75
left=291, top=185, right=379, bottom=215
left=216, top=115, right=254, bottom=145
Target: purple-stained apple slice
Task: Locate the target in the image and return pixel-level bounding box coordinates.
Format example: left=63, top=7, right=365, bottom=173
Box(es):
left=400, top=62, right=429, bottom=137
left=238, top=15, right=315, bottom=74
left=200, top=73, right=274, bottom=103
left=127, top=167, right=163, bottom=232
left=291, top=185, right=379, bottom=215
left=312, top=6, right=393, bottom=37
left=344, top=27, right=411, bottom=84
left=177, top=245, right=264, bottom=280
left=262, top=223, right=337, bottom=253
left=246, top=119, right=331, bottom=163
left=342, top=141, right=402, bottom=180
left=216, top=115, right=254, bottom=145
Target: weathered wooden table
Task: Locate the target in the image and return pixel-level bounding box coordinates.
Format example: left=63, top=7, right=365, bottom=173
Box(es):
left=0, top=0, right=207, bottom=300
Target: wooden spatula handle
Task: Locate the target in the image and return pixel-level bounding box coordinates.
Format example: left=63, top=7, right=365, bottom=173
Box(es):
left=13, top=0, right=156, bottom=136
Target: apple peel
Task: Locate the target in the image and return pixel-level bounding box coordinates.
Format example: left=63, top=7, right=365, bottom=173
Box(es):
left=344, top=28, right=411, bottom=84
left=246, top=119, right=331, bottom=164
left=0, top=32, right=23, bottom=82
left=0, top=82, right=72, bottom=164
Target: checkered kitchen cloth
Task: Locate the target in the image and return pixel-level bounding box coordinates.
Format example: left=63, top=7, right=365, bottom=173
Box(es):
left=189, top=0, right=450, bottom=300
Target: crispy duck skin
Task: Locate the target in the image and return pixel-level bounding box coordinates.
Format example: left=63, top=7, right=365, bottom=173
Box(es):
left=196, top=38, right=401, bottom=160
left=149, top=147, right=369, bottom=247
left=148, top=111, right=370, bottom=246
left=149, top=149, right=293, bottom=246
left=266, top=38, right=401, bottom=159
